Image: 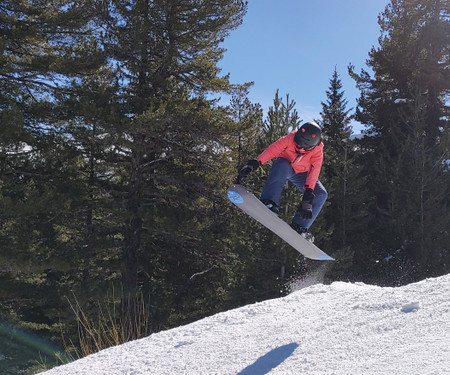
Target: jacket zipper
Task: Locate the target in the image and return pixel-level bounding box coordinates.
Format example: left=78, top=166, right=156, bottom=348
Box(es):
left=294, top=154, right=303, bottom=163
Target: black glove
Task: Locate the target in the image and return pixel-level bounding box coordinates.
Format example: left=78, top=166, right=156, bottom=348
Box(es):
left=236, top=159, right=260, bottom=183
left=298, top=188, right=315, bottom=219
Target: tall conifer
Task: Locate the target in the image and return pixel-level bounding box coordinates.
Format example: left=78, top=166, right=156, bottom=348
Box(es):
left=92, top=0, right=248, bottom=322
left=349, top=0, right=449, bottom=282
left=320, top=68, right=352, bottom=247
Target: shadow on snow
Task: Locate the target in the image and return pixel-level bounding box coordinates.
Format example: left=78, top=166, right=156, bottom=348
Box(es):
left=237, top=343, right=299, bottom=375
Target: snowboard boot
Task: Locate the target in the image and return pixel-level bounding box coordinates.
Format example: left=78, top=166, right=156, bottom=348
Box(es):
left=260, top=199, right=280, bottom=215
left=290, top=222, right=315, bottom=243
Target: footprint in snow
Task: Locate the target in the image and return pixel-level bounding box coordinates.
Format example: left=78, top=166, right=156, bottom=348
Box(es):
left=401, top=302, right=420, bottom=313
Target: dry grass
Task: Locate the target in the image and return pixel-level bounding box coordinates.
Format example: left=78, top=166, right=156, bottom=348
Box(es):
left=64, top=289, right=152, bottom=359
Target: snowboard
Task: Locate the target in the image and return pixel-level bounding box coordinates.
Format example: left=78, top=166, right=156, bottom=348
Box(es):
left=227, top=184, right=334, bottom=261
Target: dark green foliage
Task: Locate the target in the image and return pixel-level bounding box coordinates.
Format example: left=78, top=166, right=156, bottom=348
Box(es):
left=259, top=89, right=301, bottom=148
left=317, top=68, right=358, bottom=281
left=349, top=0, right=449, bottom=284
left=1, top=0, right=253, bottom=371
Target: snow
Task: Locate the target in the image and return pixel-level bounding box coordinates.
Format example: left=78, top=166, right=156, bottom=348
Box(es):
left=42, top=274, right=450, bottom=375
left=394, top=98, right=410, bottom=104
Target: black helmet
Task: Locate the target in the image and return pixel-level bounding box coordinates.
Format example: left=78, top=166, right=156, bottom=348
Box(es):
left=294, top=121, right=322, bottom=149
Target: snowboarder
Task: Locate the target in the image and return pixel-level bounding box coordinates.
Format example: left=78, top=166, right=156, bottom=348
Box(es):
left=237, top=121, right=327, bottom=242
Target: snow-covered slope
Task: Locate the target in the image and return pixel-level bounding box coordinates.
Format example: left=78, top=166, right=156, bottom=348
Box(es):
left=43, top=275, right=450, bottom=375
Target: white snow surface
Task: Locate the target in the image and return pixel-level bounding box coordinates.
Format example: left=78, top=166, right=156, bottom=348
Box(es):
left=43, top=274, right=450, bottom=375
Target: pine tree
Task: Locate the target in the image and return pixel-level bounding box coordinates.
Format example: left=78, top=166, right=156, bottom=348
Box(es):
left=1, top=0, right=251, bottom=358
left=0, top=0, right=109, bottom=362
left=90, top=0, right=249, bottom=325
left=318, top=68, right=355, bottom=278
left=230, top=83, right=264, bottom=169
left=319, top=69, right=352, bottom=245
left=259, top=89, right=301, bottom=149
left=349, top=0, right=449, bottom=283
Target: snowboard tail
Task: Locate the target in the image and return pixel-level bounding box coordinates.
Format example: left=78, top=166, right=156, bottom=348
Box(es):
left=227, top=184, right=334, bottom=261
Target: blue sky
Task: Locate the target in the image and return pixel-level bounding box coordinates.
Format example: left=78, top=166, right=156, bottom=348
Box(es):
left=218, top=0, right=389, bottom=134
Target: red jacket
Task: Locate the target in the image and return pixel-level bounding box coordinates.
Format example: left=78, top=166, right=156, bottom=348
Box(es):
left=256, top=131, right=324, bottom=189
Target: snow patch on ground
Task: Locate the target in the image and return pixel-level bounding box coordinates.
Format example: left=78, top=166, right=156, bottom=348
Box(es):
left=42, top=274, right=450, bottom=375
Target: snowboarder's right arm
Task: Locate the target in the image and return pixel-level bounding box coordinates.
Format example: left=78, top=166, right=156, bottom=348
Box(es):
left=237, top=135, right=290, bottom=183
left=256, top=134, right=290, bottom=165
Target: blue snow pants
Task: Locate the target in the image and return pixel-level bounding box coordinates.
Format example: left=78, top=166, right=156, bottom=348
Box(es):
left=260, top=158, right=327, bottom=229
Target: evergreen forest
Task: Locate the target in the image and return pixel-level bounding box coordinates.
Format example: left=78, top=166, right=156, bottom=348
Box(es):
left=0, top=0, right=448, bottom=373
